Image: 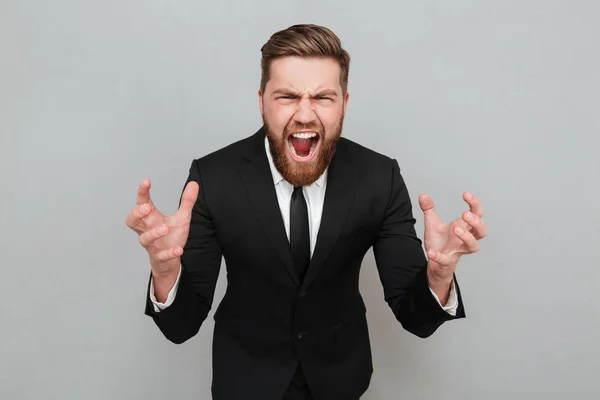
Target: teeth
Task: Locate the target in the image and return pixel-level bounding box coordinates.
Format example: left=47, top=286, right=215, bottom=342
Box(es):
left=292, top=132, right=318, bottom=139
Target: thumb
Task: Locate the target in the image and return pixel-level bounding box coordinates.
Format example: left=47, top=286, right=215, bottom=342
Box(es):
left=178, top=181, right=200, bottom=220
left=427, top=249, right=453, bottom=267
left=418, top=193, right=437, bottom=217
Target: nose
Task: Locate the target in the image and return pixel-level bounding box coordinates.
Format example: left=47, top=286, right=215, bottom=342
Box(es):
left=294, top=98, right=317, bottom=125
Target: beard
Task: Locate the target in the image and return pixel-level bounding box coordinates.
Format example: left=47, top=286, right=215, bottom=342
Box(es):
left=263, top=114, right=344, bottom=187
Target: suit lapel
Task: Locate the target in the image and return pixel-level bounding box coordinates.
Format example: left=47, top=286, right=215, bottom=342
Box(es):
left=302, top=139, right=357, bottom=290
left=239, top=128, right=301, bottom=287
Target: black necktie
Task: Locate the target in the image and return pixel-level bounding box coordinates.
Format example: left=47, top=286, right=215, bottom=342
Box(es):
left=290, top=186, right=310, bottom=281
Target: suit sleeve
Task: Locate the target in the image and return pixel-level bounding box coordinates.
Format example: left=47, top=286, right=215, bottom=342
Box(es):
left=373, top=159, right=465, bottom=338
left=144, top=159, right=223, bottom=344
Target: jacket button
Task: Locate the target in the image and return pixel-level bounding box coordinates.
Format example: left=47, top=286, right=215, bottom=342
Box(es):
left=299, top=289, right=311, bottom=298
left=296, top=332, right=306, bottom=340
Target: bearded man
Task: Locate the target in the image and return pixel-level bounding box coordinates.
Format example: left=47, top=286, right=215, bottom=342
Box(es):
left=126, top=24, right=487, bottom=400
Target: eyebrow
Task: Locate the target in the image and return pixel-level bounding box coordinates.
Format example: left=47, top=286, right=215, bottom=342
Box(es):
left=272, top=88, right=338, bottom=98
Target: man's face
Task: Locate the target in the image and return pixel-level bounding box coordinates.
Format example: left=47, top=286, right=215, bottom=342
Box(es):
left=259, top=56, right=349, bottom=187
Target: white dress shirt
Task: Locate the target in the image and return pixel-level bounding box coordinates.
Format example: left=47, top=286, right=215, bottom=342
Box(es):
left=150, top=137, right=458, bottom=315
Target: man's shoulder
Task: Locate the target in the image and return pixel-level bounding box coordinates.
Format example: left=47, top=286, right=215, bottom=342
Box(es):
left=338, top=136, right=395, bottom=168
left=193, top=131, right=257, bottom=169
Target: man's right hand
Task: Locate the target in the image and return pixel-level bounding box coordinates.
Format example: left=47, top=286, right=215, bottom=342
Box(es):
left=125, top=178, right=199, bottom=277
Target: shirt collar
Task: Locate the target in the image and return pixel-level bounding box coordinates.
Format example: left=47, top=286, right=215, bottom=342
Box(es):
left=264, top=135, right=327, bottom=188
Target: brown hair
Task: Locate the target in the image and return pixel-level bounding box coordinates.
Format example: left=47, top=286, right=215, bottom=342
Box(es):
left=260, top=24, right=351, bottom=94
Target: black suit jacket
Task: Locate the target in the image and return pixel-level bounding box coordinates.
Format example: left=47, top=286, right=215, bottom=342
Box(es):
left=145, top=127, right=465, bottom=400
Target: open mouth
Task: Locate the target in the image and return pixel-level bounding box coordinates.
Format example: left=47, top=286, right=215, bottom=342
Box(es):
left=287, top=131, right=321, bottom=163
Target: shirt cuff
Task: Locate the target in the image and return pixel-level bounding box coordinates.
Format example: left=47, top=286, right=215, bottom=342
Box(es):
left=149, top=266, right=182, bottom=313
left=429, top=279, right=458, bottom=316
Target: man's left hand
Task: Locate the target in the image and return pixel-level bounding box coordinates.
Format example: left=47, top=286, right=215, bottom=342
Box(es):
left=418, top=192, right=487, bottom=302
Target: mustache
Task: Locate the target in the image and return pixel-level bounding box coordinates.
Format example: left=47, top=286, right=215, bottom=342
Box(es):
left=284, top=122, right=324, bottom=136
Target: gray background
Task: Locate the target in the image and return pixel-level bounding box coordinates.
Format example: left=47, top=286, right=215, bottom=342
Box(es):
left=1, top=0, right=599, bottom=399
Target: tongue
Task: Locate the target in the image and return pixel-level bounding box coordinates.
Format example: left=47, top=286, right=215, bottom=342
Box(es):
left=290, top=137, right=312, bottom=157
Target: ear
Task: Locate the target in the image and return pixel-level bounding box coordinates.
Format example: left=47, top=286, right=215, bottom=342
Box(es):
left=258, top=89, right=264, bottom=116
left=343, top=92, right=350, bottom=115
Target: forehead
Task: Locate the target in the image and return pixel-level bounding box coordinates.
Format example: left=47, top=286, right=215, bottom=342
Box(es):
left=266, top=56, right=342, bottom=93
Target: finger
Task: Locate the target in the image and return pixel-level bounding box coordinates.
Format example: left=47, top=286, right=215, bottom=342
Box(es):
left=137, top=179, right=154, bottom=206
left=139, top=224, right=169, bottom=248
left=418, top=193, right=438, bottom=217
left=152, top=247, right=184, bottom=263
left=125, top=203, right=152, bottom=232
left=462, top=211, right=488, bottom=240
left=453, top=226, right=480, bottom=254
left=427, top=249, right=453, bottom=266
left=176, top=181, right=200, bottom=220
left=463, top=192, right=483, bottom=218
